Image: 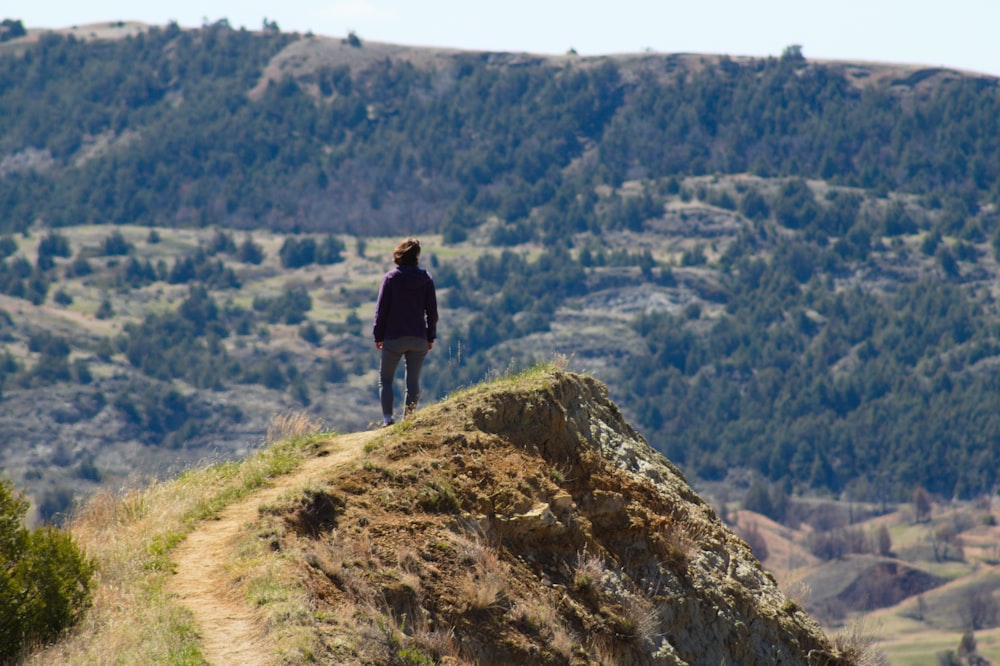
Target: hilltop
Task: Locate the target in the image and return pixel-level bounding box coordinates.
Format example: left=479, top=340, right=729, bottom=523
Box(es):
left=25, top=367, right=869, bottom=665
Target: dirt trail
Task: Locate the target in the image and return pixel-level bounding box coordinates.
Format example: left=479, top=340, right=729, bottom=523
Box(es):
left=168, top=430, right=380, bottom=666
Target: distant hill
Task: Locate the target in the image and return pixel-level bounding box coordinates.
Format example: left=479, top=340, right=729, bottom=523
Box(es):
left=1, top=20, right=1000, bottom=518
left=1, top=21, right=997, bottom=235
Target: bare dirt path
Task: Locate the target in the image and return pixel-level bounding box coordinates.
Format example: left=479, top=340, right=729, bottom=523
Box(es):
left=168, top=430, right=380, bottom=666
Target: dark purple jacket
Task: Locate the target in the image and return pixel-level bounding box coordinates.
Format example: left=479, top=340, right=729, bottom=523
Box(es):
left=373, top=265, right=438, bottom=342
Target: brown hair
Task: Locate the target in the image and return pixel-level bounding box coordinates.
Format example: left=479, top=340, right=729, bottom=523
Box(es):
left=393, top=238, right=421, bottom=266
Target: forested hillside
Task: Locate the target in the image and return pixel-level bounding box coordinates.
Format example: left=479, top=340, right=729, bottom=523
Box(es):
left=2, top=19, right=1000, bottom=512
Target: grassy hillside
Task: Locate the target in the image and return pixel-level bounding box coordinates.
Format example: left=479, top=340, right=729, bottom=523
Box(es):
left=24, top=411, right=330, bottom=664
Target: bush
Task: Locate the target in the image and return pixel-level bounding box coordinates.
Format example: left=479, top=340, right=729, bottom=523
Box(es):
left=743, top=478, right=787, bottom=523
left=344, top=30, right=362, bottom=48
left=96, top=299, right=114, bottom=319
left=316, top=234, right=345, bottom=264
left=52, top=289, right=73, bottom=305
left=253, top=285, right=312, bottom=324
left=299, top=322, right=321, bottom=345
left=279, top=236, right=317, bottom=269
left=38, top=232, right=72, bottom=259
left=66, top=256, right=92, bottom=277
left=0, top=19, right=27, bottom=42
left=740, top=189, right=770, bottom=221
left=100, top=230, right=133, bottom=256
left=323, top=357, right=346, bottom=383
left=0, top=479, right=94, bottom=660
left=237, top=235, right=265, bottom=264
left=207, top=230, right=236, bottom=255
left=279, top=234, right=345, bottom=267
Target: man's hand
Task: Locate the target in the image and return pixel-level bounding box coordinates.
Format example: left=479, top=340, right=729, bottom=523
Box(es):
left=428, top=341, right=434, bottom=350
left=375, top=341, right=383, bottom=350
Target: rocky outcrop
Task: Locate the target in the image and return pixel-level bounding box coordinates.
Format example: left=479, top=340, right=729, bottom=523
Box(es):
left=270, top=369, right=854, bottom=665
left=466, top=371, right=843, bottom=665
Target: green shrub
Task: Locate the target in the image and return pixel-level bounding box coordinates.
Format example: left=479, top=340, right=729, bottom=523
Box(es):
left=417, top=477, right=461, bottom=513
left=99, top=230, right=133, bottom=256
left=0, top=479, right=95, bottom=660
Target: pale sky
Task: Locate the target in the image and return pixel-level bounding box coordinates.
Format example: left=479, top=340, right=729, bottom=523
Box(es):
left=12, top=1, right=1000, bottom=78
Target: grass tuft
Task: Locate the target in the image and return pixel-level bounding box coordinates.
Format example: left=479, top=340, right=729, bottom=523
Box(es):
left=266, top=411, right=324, bottom=444
left=573, top=548, right=606, bottom=593
left=813, top=620, right=888, bottom=666
left=416, top=477, right=461, bottom=513
left=451, top=532, right=506, bottom=612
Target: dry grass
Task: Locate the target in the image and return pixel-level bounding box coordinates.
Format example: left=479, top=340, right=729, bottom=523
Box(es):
left=875, top=625, right=1000, bottom=666
left=443, top=359, right=563, bottom=404
left=347, top=530, right=377, bottom=566
left=304, top=541, right=345, bottom=582
left=24, top=429, right=332, bottom=665
left=458, top=563, right=506, bottom=612
left=620, top=595, right=660, bottom=645
left=591, top=641, right=645, bottom=666
left=232, top=527, right=319, bottom=663
left=657, top=516, right=697, bottom=571
left=550, top=623, right=578, bottom=661
left=28, top=365, right=847, bottom=665
left=359, top=609, right=463, bottom=666
left=785, top=579, right=814, bottom=609
left=319, top=530, right=380, bottom=606
left=573, top=548, right=607, bottom=592
left=549, top=352, right=571, bottom=369
left=511, top=598, right=577, bottom=660
left=394, top=610, right=463, bottom=664
left=416, top=476, right=461, bottom=513
left=297, top=522, right=464, bottom=664
left=453, top=534, right=507, bottom=612
left=266, top=411, right=324, bottom=443
left=813, top=620, right=889, bottom=666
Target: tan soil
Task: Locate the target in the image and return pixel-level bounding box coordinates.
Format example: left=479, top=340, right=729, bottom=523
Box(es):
left=168, top=429, right=380, bottom=665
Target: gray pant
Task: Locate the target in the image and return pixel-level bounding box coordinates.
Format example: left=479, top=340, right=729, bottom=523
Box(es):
left=379, top=337, right=429, bottom=418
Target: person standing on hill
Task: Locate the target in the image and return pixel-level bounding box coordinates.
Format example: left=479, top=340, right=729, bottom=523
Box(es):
left=373, top=238, right=438, bottom=427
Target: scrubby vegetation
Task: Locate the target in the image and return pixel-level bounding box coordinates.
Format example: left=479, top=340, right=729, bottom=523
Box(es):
left=22, top=412, right=330, bottom=665
left=0, top=479, right=94, bottom=661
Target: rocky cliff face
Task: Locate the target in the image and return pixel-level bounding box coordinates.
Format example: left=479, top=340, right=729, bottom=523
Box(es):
left=262, top=368, right=856, bottom=665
